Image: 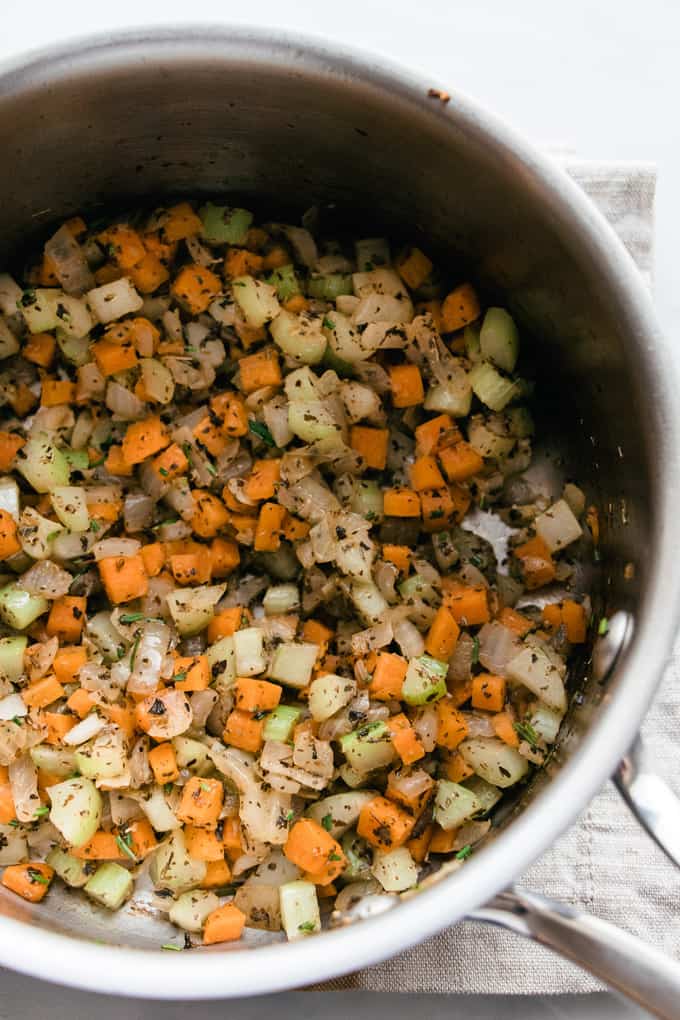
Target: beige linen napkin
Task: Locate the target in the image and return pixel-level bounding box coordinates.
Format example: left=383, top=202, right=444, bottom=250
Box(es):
left=323, top=160, right=679, bottom=995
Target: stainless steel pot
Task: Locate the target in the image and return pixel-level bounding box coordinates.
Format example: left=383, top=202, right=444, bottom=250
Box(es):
left=0, top=25, right=679, bottom=1014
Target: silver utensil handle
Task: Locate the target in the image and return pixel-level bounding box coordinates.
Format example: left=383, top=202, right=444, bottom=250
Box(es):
left=470, top=888, right=680, bottom=1020
left=614, top=735, right=680, bottom=869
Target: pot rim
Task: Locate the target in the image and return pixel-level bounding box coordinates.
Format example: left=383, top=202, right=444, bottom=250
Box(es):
left=0, top=23, right=678, bottom=1000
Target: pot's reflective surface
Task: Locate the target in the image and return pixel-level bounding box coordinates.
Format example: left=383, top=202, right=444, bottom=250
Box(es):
left=0, top=26, right=677, bottom=999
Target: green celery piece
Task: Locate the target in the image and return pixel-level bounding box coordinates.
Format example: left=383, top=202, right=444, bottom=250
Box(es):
left=199, top=203, right=252, bottom=244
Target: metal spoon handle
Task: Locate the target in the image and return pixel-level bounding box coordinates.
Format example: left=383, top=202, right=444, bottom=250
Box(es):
left=614, top=735, right=680, bottom=870
left=470, top=888, right=680, bottom=1020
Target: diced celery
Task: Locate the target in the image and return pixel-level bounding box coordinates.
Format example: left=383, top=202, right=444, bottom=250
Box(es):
left=341, top=831, right=372, bottom=879
left=50, top=486, right=90, bottom=532
left=149, top=829, right=206, bottom=892
left=233, top=627, right=267, bottom=677
left=322, top=344, right=355, bottom=378
left=469, top=361, right=520, bottom=411
left=288, top=400, right=341, bottom=444
left=306, top=273, right=353, bottom=299
left=232, top=275, right=280, bottom=328
left=480, top=307, right=519, bottom=374
left=283, top=366, right=320, bottom=402
left=458, top=737, right=529, bottom=788
left=350, top=581, right=388, bottom=625
left=19, top=288, right=61, bottom=333
left=16, top=433, right=71, bottom=493
left=0, top=584, right=48, bottom=630
left=262, top=704, right=302, bottom=743
left=398, top=573, right=438, bottom=604
left=54, top=295, right=94, bottom=340
left=30, top=744, right=76, bottom=778
left=528, top=702, right=563, bottom=745
left=401, top=655, right=448, bottom=706
left=268, top=642, right=319, bottom=689
left=166, top=583, right=227, bottom=636
left=0, top=635, right=27, bottom=683
left=270, top=309, right=326, bottom=365
left=263, top=583, right=300, bottom=616
left=75, top=727, right=127, bottom=780
left=322, top=309, right=379, bottom=364
left=350, top=480, right=383, bottom=521
left=62, top=448, right=90, bottom=472
left=266, top=264, right=300, bottom=301
left=169, top=890, right=220, bottom=932
left=84, top=862, right=133, bottom=910
left=200, top=204, right=253, bottom=244
left=308, top=673, right=356, bottom=722
left=423, top=372, right=473, bottom=417
left=56, top=331, right=90, bottom=366
left=372, top=847, right=418, bottom=892
left=340, top=721, right=396, bottom=772
left=206, top=634, right=236, bottom=688
left=172, top=736, right=212, bottom=775
left=86, top=611, right=125, bottom=663
left=0, top=823, right=27, bottom=865
left=46, top=846, right=90, bottom=887
left=307, top=791, right=375, bottom=838
left=48, top=777, right=102, bottom=847
left=279, top=880, right=321, bottom=940
left=86, top=278, right=143, bottom=324
left=139, top=785, right=181, bottom=832
left=433, top=780, right=482, bottom=830
left=354, top=238, right=390, bottom=271
left=462, top=775, right=503, bottom=814
left=0, top=477, right=20, bottom=521
left=506, top=646, right=566, bottom=714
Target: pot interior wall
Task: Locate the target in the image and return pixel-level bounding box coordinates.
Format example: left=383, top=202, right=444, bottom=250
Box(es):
left=0, top=36, right=655, bottom=946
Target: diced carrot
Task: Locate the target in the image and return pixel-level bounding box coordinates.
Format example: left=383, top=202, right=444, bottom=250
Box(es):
left=148, top=742, right=179, bottom=784
left=102, top=702, right=137, bottom=740
left=420, top=487, right=458, bottom=532
left=210, top=538, right=240, bottom=578
left=140, top=542, right=165, bottom=578
left=244, top=459, right=281, bottom=502
left=22, top=674, right=64, bottom=710
left=99, top=224, right=146, bottom=269
left=53, top=646, right=87, bottom=685
left=0, top=509, right=20, bottom=559
left=46, top=596, right=86, bottom=642
left=410, top=455, right=446, bottom=492
left=210, top=391, right=249, bottom=436
left=73, top=831, right=124, bottom=861
left=447, top=677, right=473, bottom=707
left=203, top=903, right=246, bottom=944
left=389, top=363, right=425, bottom=408
left=253, top=502, right=286, bottom=552
left=121, top=415, right=169, bottom=465
left=23, top=332, right=55, bottom=368
left=41, top=379, right=76, bottom=407
left=415, top=415, right=460, bottom=457
left=152, top=442, right=189, bottom=482
left=381, top=544, right=411, bottom=573
left=223, top=710, right=265, bottom=753
left=443, top=585, right=490, bottom=626
left=91, top=339, right=138, bottom=377
left=407, top=824, right=434, bottom=863
left=283, top=294, right=308, bottom=313
left=429, top=826, right=458, bottom=854
left=233, top=677, right=282, bottom=714
left=104, top=444, right=134, bottom=477
left=302, top=619, right=333, bottom=659
left=424, top=605, right=460, bottom=660
left=170, top=263, right=221, bottom=315
left=383, top=488, right=420, bottom=517
left=98, top=555, right=148, bottom=605
left=357, top=795, right=415, bottom=850
left=173, top=654, right=210, bottom=692
left=284, top=818, right=346, bottom=879
left=438, top=441, right=484, bottom=482
left=262, top=245, right=290, bottom=270
left=124, top=818, right=158, bottom=858
left=88, top=500, right=123, bottom=523
left=396, top=246, right=433, bottom=290
left=435, top=700, right=469, bottom=749
left=94, top=262, right=124, bottom=285
left=128, top=253, right=170, bottom=294
left=387, top=714, right=425, bottom=765
left=496, top=607, right=533, bottom=637
left=66, top=687, right=96, bottom=719
left=0, top=779, right=16, bottom=824
left=441, top=282, right=481, bottom=333
left=541, top=603, right=563, bottom=634
left=281, top=513, right=310, bottom=542
left=207, top=607, right=245, bottom=643
left=349, top=426, right=389, bottom=470
left=176, top=776, right=224, bottom=829
left=184, top=825, right=226, bottom=862
left=369, top=652, right=408, bottom=701
left=34, top=254, right=59, bottom=286
left=43, top=712, right=76, bottom=745
left=224, top=248, right=264, bottom=278
left=201, top=858, right=232, bottom=889
left=2, top=862, right=53, bottom=902
left=514, top=535, right=556, bottom=590
left=0, top=432, right=25, bottom=471
left=440, top=749, right=475, bottom=782
left=415, top=299, right=443, bottom=332
left=170, top=549, right=213, bottom=586
left=561, top=599, right=587, bottom=643
left=191, top=490, right=229, bottom=539
left=238, top=348, right=282, bottom=395
left=193, top=416, right=230, bottom=458
left=128, top=317, right=160, bottom=357
left=492, top=710, right=520, bottom=748
left=471, top=673, right=506, bottom=713
left=161, top=202, right=203, bottom=242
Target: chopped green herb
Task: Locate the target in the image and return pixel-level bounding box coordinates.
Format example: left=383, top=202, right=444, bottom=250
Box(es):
left=214, top=885, right=237, bottom=897
left=152, top=517, right=180, bottom=530
left=163, top=782, right=174, bottom=795
left=120, top=612, right=144, bottom=624
left=514, top=721, right=539, bottom=749
left=248, top=419, right=275, bottom=447
left=598, top=617, right=609, bottom=636
left=11, top=716, right=23, bottom=726
left=286, top=810, right=295, bottom=822
left=322, top=317, right=334, bottom=330
left=455, top=845, right=472, bottom=860
left=470, top=554, right=483, bottom=568
left=158, top=467, right=169, bottom=477
left=199, top=782, right=210, bottom=792
left=321, top=813, right=333, bottom=832
left=115, top=834, right=137, bottom=861
left=129, top=634, right=141, bottom=671
left=47, top=530, right=61, bottom=542
left=429, top=508, right=445, bottom=519
left=182, top=442, right=194, bottom=465
left=89, top=519, right=101, bottom=533
left=161, top=943, right=183, bottom=951
left=8, top=820, right=19, bottom=828
left=27, top=867, right=49, bottom=885
left=297, top=921, right=316, bottom=932
left=172, top=670, right=188, bottom=683
left=206, top=461, right=217, bottom=477
left=33, top=806, right=49, bottom=818
left=328, top=852, right=341, bottom=861
left=471, top=637, right=480, bottom=665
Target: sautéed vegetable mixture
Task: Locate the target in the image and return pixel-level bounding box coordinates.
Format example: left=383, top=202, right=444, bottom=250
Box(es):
left=0, top=203, right=592, bottom=944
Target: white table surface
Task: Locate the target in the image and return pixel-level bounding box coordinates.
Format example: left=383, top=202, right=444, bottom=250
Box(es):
left=0, top=0, right=674, bottom=1016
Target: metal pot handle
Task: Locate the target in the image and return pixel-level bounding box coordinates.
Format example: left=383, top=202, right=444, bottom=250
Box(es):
left=613, top=735, right=680, bottom=869
left=469, top=887, right=680, bottom=1020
